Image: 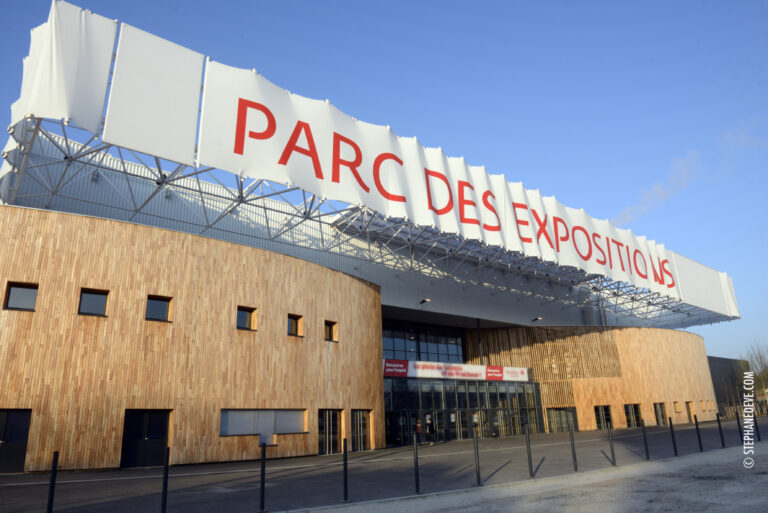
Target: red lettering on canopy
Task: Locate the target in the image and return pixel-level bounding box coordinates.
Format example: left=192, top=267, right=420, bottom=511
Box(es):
left=373, top=153, right=406, bottom=202
left=593, top=233, right=607, bottom=265
left=332, top=132, right=369, bottom=192
left=611, top=239, right=626, bottom=271
left=481, top=191, right=501, bottom=232
left=633, top=249, right=648, bottom=279
left=651, top=257, right=665, bottom=285
left=458, top=181, right=480, bottom=225
left=553, top=216, right=569, bottom=252
left=234, top=98, right=276, bottom=155
left=662, top=259, right=675, bottom=288
left=512, top=203, right=533, bottom=243
left=424, top=168, right=453, bottom=215
left=572, top=225, right=593, bottom=261
left=278, top=121, right=323, bottom=179
left=531, top=209, right=554, bottom=249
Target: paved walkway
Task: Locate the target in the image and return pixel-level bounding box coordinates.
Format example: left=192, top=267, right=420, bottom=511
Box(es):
left=300, top=445, right=765, bottom=513
left=0, top=419, right=761, bottom=512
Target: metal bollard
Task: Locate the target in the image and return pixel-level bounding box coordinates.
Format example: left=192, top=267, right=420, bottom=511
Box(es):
left=568, top=423, right=578, bottom=471
left=694, top=415, right=703, bottom=452
left=716, top=413, right=726, bottom=448
left=412, top=434, right=421, bottom=494
left=607, top=425, right=616, bottom=466
left=259, top=442, right=266, bottom=513
left=473, top=429, right=482, bottom=486
left=640, top=420, right=650, bottom=461
left=342, top=438, right=349, bottom=503
left=525, top=425, right=534, bottom=478
left=669, top=417, right=678, bottom=457
left=755, top=416, right=762, bottom=442
left=46, top=451, right=59, bottom=513
left=161, top=446, right=170, bottom=513
left=736, top=414, right=743, bottom=441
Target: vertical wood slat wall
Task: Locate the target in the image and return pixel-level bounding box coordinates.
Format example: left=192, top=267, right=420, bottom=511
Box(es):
left=466, top=326, right=718, bottom=431
left=0, top=206, right=384, bottom=471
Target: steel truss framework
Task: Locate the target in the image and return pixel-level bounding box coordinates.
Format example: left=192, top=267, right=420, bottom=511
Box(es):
left=1, top=117, right=733, bottom=329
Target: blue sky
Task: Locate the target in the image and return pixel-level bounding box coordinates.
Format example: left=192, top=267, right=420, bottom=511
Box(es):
left=1, top=0, right=765, bottom=358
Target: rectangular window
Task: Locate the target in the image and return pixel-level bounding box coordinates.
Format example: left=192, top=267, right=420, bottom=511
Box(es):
left=287, top=314, right=303, bottom=336
left=674, top=401, right=681, bottom=413
left=654, top=402, right=668, bottom=426
left=594, top=405, right=612, bottom=430
left=237, top=306, right=257, bottom=330
left=78, top=289, right=108, bottom=316
left=4, top=283, right=38, bottom=311
left=324, top=320, right=338, bottom=342
left=700, top=400, right=706, bottom=412
left=220, top=409, right=306, bottom=437
left=146, top=295, right=172, bottom=321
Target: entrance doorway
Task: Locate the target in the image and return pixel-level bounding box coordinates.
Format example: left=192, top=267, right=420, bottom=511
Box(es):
left=120, top=410, right=170, bottom=468
left=350, top=410, right=369, bottom=451
left=0, top=409, right=31, bottom=472
left=318, top=409, right=341, bottom=455
left=685, top=402, right=695, bottom=423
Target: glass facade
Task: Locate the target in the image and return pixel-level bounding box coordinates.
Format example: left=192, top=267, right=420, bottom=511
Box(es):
left=383, top=377, right=544, bottom=446
left=382, top=321, right=463, bottom=363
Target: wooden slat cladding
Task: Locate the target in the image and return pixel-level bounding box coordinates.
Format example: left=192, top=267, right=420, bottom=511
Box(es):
left=466, top=326, right=717, bottom=431
left=0, top=206, right=384, bottom=470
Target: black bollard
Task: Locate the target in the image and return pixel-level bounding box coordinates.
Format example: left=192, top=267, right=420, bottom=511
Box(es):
left=669, top=417, right=678, bottom=457
left=161, top=446, right=170, bottom=513
left=525, top=425, right=534, bottom=478
left=342, top=438, right=349, bottom=503
left=412, top=434, right=421, bottom=494
left=736, top=414, right=743, bottom=441
left=259, top=442, right=266, bottom=513
left=46, top=451, right=59, bottom=513
left=607, top=424, right=616, bottom=466
left=755, top=416, right=762, bottom=442
left=694, top=415, right=703, bottom=452
left=641, top=420, right=650, bottom=461
left=716, top=413, right=726, bottom=448
left=473, top=429, right=482, bottom=486
left=568, top=423, right=578, bottom=471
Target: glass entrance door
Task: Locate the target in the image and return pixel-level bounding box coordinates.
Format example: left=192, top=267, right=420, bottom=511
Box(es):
left=318, top=409, right=341, bottom=455
left=351, top=410, right=369, bottom=451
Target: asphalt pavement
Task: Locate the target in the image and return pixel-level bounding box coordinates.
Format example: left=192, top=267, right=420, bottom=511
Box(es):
left=0, top=418, right=755, bottom=513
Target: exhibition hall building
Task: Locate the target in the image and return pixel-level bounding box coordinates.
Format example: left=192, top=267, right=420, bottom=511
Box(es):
left=0, top=2, right=740, bottom=472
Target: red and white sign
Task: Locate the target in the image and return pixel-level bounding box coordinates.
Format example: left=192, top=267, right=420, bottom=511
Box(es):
left=383, top=359, right=528, bottom=382
left=196, top=60, right=683, bottom=300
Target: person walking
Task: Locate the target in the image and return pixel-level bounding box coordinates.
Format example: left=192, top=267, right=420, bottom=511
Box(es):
left=426, top=416, right=435, bottom=445
left=415, top=419, right=423, bottom=445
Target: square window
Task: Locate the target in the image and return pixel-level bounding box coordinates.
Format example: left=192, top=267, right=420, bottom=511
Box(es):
left=237, top=306, right=257, bottom=330
left=324, top=320, right=338, bottom=342
left=287, top=313, right=303, bottom=336
left=79, top=289, right=108, bottom=316
left=146, top=295, right=172, bottom=321
left=4, top=283, right=38, bottom=311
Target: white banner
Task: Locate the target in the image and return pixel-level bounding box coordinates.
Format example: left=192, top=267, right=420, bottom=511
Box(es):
left=7, top=2, right=741, bottom=318
left=383, top=359, right=528, bottom=382
left=198, top=60, right=681, bottom=299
